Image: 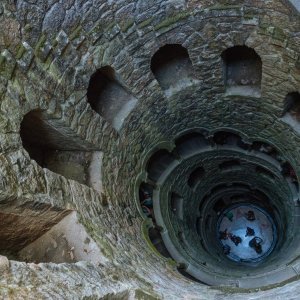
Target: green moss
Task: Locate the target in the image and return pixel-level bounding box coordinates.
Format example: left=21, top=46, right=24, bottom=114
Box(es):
left=0, top=51, right=15, bottom=78
left=141, top=220, right=158, bottom=255
left=43, top=54, right=53, bottom=70
left=80, top=218, right=115, bottom=260
left=0, top=53, right=5, bottom=68
left=273, top=27, right=286, bottom=41
left=243, top=13, right=257, bottom=20
left=141, top=219, right=169, bottom=260
left=131, top=272, right=154, bottom=290
left=23, top=24, right=32, bottom=33
left=106, top=21, right=118, bottom=32
left=15, top=44, right=26, bottom=60
left=48, top=61, right=61, bottom=80
left=134, top=289, right=161, bottom=300
left=258, top=24, right=275, bottom=37
left=166, top=258, right=177, bottom=267
left=120, top=19, right=135, bottom=32
left=209, top=4, right=240, bottom=10
left=34, top=34, right=47, bottom=55
left=69, top=25, right=83, bottom=41
left=138, top=17, right=154, bottom=29
left=154, top=12, right=190, bottom=31
left=52, top=37, right=58, bottom=49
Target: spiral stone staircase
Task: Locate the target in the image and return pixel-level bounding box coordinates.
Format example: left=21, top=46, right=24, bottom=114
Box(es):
left=1, top=0, right=300, bottom=299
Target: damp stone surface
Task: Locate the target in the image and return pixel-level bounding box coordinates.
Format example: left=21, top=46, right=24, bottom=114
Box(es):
left=1, top=0, right=300, bottom=299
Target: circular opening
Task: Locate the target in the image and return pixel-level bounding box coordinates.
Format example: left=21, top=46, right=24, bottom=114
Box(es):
left=138, top=129, right=299, bottom=287
left=217, top=204, right=277, bottom=263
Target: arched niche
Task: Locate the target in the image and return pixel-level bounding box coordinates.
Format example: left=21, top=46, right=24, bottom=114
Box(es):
left=175, top=132, right=209, bottom=157
left=256, top=166, right=275, bottom=180
left=221, top=45, right=262, bottom=97
left=20, top=110, right=103, bottom=192
left=170, top=192, right=184, bottom=220
left=87, top=66, right=137, bottom=131
left=146, top=149, right=176, bottom=182
left=151, top=44, right=198, bottom=96
left=219, top=159, right=241, bottom=171
left=139, top=182, right=154, bottom=218
left=281, top=92, right=300, bottom=132
left=0, top=199, right=70, bottom=261
left=0, top=199, right=104, bottom=265
left=18, top=211, right=105, bottom=264
left=188, top=167, right=205, bottom=189
left=148, top=227, right=171, bottom=258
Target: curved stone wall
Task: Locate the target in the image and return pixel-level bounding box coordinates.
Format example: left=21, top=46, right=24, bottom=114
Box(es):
left=1, top=0, right=300, bottom=299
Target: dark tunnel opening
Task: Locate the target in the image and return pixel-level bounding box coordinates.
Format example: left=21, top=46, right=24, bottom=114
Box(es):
left=137, top=129, right=299, bottom=288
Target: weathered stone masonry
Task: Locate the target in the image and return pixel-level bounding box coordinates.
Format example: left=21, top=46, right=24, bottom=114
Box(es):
left=1, top=0, right=300, bottom=299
